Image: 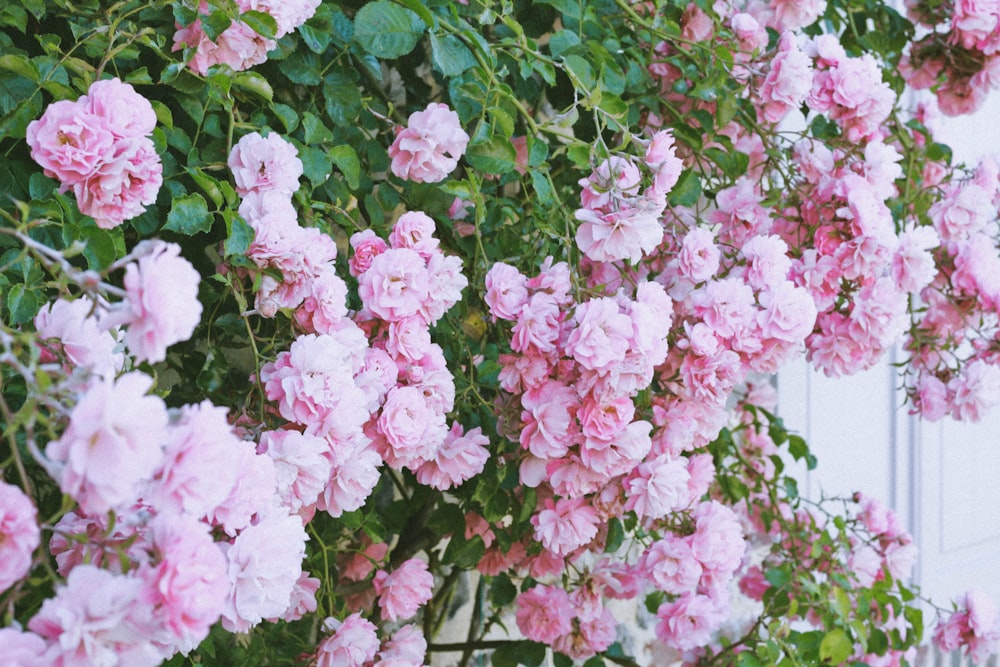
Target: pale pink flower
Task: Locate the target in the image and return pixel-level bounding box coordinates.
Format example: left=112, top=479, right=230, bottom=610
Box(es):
left=389, top=211, right=440, bottom=257
left=677, top=227, right=721, bottom=282
left=358, top=248, right=431, bottom=323
left=531, top=497, right=600, bottom=556
left=624, top=453, right=692, bottom=518
left=275, top=572, right=320, bottom=623
left=26, top=99, right=115, bottom=186
left=656, top=593, right=727, bottom=652
left=206, top=440, right=279, bottom=536
left=48, top=509, right=144, bottom=577
left=758, top=280, right=818, bottom=343
left=46, top=371, right=168, bottom=514
left=320, top=442, right=382, bottom=517
left=317, top=613, right=380, bottom=667
left=374, top=558, right=434, bottom=622
left=511, top=292, right=562, bottom=354
left=934, top=590, right=1000, bottom=664
left=949, top=359, right=1000, bottom=422
left=575, top=194, right=666, bottom=264
left=690, top=500, right=745, bottom=575
left=422, top=251, right=468, bottom=323
left=485, top=262, right=529, bottom=321
left=260, top=332, right=370, bottom=438
left=220, top=513, right=308, bottom=632
left=416, top=424, right=489, bottom=490
left=644, top=129, right=683, bottom=194
left=0, top=628, right=48, bottom=664
left=769, top=0, right=825, bottom=30
left=140, top=513, right=228, bottom=654
left=378, top=624, right=427, bottom=664
left=29, top=565, right=161, bottom=667
left=173, top=17, right=275, bottom=76
left=389, top=103, right=469, bottom=183
left=253, top=0, right=321, bottom=37
left=260, top=429, right=332, bottom=512
left=566, top=297, right=633, bottom=371
left=378, top=385, right=446, bottom=469
left=103, top=240, right=202, bottom=364
left=82, top=77, right=157, bottom=138
left=0, top=481, right=40, bottom=594
left=743, top=235, right=792, bottom=291
left=520, top=380, right=578, bottom=460
left=760, top=33, right=813, bottom=123
left=74, top=135, right=162, bottom=228
left=641, top=536, right=702, bottom=595
left=515, top=585, right=574, bottom=643
left=228, top=131, right=303, bottom=197
left=147, top=400, right=240, bottom=519
left=930, top=183, right=993, bottom=242
left=35, top=297, right=123, bottom=380
left=892, top=225, right=939, bottom=293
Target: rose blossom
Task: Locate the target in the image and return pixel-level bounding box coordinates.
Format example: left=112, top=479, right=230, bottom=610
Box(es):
left=228, top=131, right=303, bottom=197
left=317, top=613, right=379, bottom=667
left=357, top=248, right=431, bottom=322
left=0, top=481, right=40, bottom=594
left=102, top=240, right=202, bottom=364
left=45, top=371, right=168, bottom=514
left=515, top=585, right=574, bottom=644
left=373, top=558, right=434, bottom=622
left=389, top=103, right=469, bottom=183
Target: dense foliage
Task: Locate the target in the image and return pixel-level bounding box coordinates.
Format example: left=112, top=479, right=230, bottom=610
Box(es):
left=2, top=0, right=1000, bottom=665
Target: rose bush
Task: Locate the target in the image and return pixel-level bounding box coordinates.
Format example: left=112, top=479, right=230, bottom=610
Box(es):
left=2, top=0, right=1000, bottom=665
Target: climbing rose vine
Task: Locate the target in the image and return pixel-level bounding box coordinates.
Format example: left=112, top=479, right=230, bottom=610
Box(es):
left=1, top=0, right=999, bottom=665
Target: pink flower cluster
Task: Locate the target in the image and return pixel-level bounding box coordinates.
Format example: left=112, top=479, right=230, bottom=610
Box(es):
left=316, top=615, right=427, bottom=667
left=26, top=78, right=162, bottom=229
left=228, top=131, right=343, bottom=321
left=24, top=365, right=315, bottom=662
left=934, top=589, right=1000, bottom=663
left=388, top=103, right=470, bottom=183
left=901, top=158, right=1000, bottom=421
left=173, top=0, right=321, bottom=75
left=0, top=481, right=40, bottom=595
left=903, top=0, right=1000, bottom=115
left=574, top=130, right=681, bottom=264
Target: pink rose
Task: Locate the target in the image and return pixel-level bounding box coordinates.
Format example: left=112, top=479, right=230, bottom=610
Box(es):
left=103, top=240, right=202, bottom=364
left=45, top=371, right=168, bottom=514
left=317, top=613, right=379, bottom=667
left=0, top=481, right=40, bottom=594
left=389, top=103, right=469, bottom=183
left=515, top=585, right=574, bottom=643
left=373, top=558, right=434, bottom=622
left=357, top=248, right=431, bottom=322
left=26, top=100, right=115, bottom=186
left=389, top=211, right=440, bottom=257
left=228, top=131, right=303, bottom=197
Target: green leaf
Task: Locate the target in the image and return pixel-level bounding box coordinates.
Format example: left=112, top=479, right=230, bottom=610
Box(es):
left=224, top=214, right=254, bottom=258
left=819, top=629, right=852, bottom=665
left=201, top=11, right=232, bottom=42
left=232, top=71, right=273, bottom=101
left=165, top=193, right=212, bottom=235
left=442, top=534, right=485, bottom=569
left=302, top=112, right=335, bottom=144
left=668, top=169, right=702, bottom=207
left=490, top=574, right=518, bottom=607
left=430, top=32, right=477, bottom=77
left=466, top=136, right=517, bottom=175
left=353, top=1, right=425, bottom=59
left=241, top=10, right=277, bottom=40
left=5, top=283, right=38, bottom=324
left=0, top=54, right=39, bottom=81
left=328, top=145, right=361, bottom=190
left=604, top=517, right=624, bottom=553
